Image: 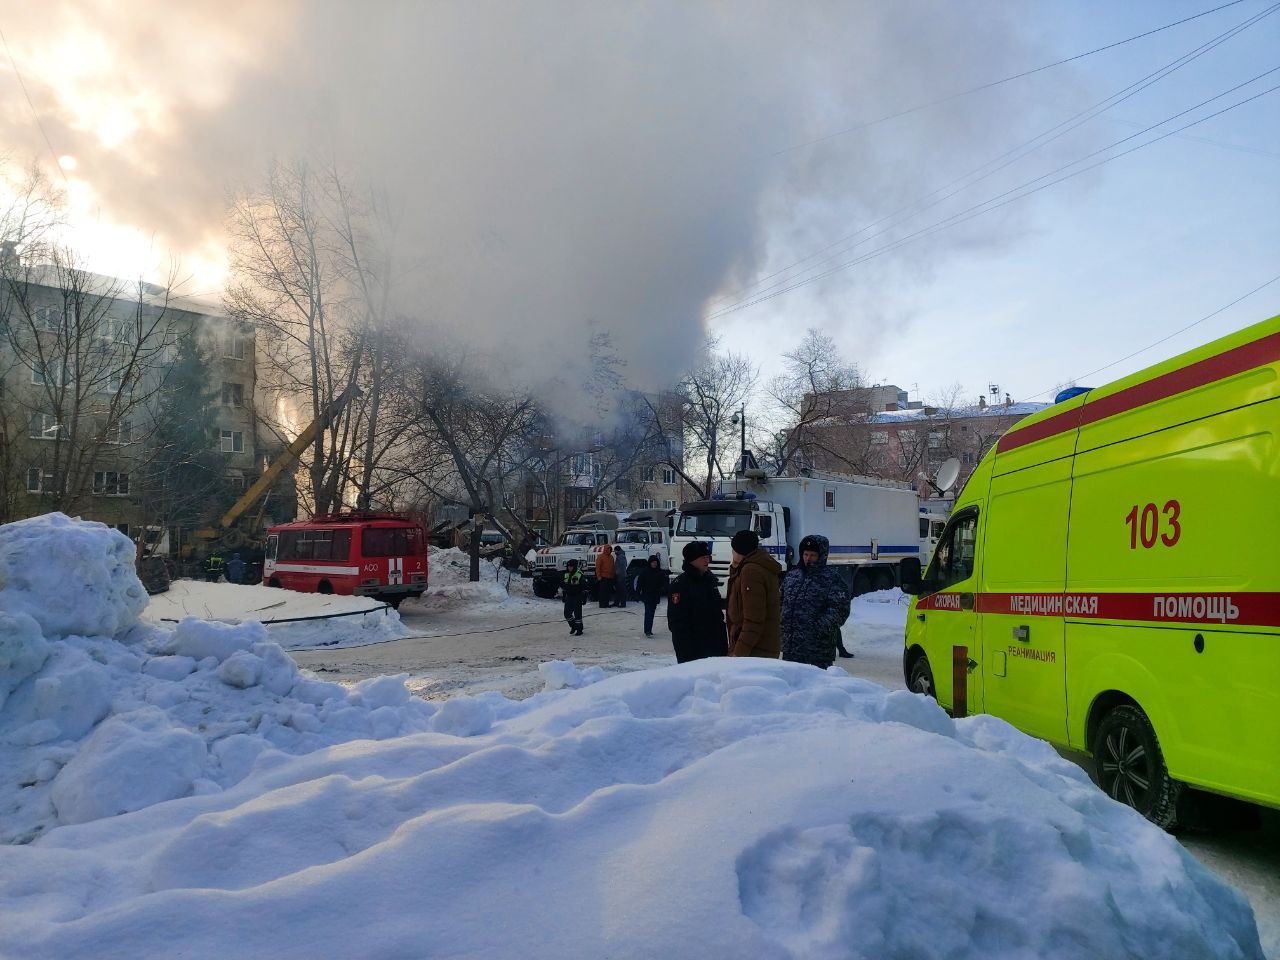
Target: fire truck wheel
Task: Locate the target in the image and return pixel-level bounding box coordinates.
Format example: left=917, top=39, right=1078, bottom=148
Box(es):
left=532, top=580, right=558, bottom=600
left=268, top=577, right=282, bottom=588
left=384, top=596, right=403, bottom=609
left=1091, top=704, right=1181, bottom=830
left=317, top=581, right=334, bottom=595
left=907, top=654, right=935, bottom=699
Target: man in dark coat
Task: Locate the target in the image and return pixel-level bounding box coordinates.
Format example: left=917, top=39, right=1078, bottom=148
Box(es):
left=666, top=542, right=727, bottom=662
left=226, top=552, right=245, bottom=585
left=780, top=534, right=852, bottom=669
left=636, top=554, right=669, bottom=638
left=562, top=559, right=586, bottom=635
left=612, top=546, right=628, bottom=608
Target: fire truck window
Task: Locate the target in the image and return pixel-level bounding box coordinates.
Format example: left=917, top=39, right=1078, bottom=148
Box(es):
left=310, top=531, right=333, bottom=560
left=362, top=527, right=419, bottom=557
left=331, top=530, right=352, bottom=560
left=294, top=533, right=314, bottom=560
left=277, top=531, right=297, bottom=560
left=266, top=536, right=278, bottom=561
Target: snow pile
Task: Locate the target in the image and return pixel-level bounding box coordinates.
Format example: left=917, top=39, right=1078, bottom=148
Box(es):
left=145, top=580, right=407, bottom=650
left=851, top=586, right=912, bottom=626
left=0, top=514, right=436, bottom=843
left=0, top=513, right=147, bottom=637
left=0, top=657, right=1263, bottom=958
left=415, top=545, right=537, bottom=613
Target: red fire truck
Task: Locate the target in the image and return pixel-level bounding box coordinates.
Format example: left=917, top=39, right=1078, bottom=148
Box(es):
left=264, top=513, right=428, bottom=607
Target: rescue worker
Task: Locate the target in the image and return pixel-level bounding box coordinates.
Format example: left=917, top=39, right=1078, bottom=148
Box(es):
left=595, top=545, right=616, bottom=608
left=636, top=553, right=669, bottom=638
left=205, top=552, right=225, bottom=583
left=226, top=552, right=245, bottom=586
left=612, top=545, right=628, bottom=608
left=725, top=530, right=782, bottom=658
left=780, top=534, right=852, bottom=670
left=666, top=542, right=726, bottom=661
left=562, top=559, right=586, bottom=635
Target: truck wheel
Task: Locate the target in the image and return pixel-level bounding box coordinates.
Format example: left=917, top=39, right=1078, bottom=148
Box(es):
left=1091, top=704, right=1181, bottom=829
left=852, top=571, right=871, bottom=596
left=318, top=581, right=333, bottom=595
left=875, top=569, right=895, bottom=592
left=268, top=576, right=282, bottom=588
left=907, top=654, right=935, bottom=699
left=532, top=580, right=558, bottom=600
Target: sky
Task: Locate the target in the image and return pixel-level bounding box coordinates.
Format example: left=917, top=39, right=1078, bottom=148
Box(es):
left=0, top=0, right=1276, bottom=410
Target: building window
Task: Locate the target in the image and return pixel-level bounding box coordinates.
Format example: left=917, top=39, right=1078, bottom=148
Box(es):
left=224, top=334, right=247, bottom=360
left=28, top=412, right=59, bottom=440
left=594, top=496, right=607, bottom=510
left=640, top=498, right=654, bottom=510
left=641, top=466, right=655, bottom=482
left=824, top=489, right=836, bottom=510
left=95, top=418, right=131, bottom=444
left=869, top=431, right=888, bottom=445
left=220, top=429, right=244, bottom=453
left=928, top=432, right=944, bottom=449
left=32, top=306, right=60, bottom=333
left=664, top=499, right=676, bottom=510
left=93, top=471, right=130, bottom=496
left=661, top=467, right=676, bottom=485
left=221, top=381, right=244, bottom=406
left=102, top=316, right=132, bottom=343
left=26, top=467, right=54, bottom=493
left=226, top=475, right=246, bottom=492
left=898, top=428, right=916, bottom=442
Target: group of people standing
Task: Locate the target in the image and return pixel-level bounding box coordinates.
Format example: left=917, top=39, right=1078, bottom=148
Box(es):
left=563, top=527, right=854, bottom=670
left=559, top=548, right=671, bottom=639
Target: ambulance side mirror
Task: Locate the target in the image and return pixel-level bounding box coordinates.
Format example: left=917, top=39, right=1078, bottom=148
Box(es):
left=899, top=558, right=923, bottom=595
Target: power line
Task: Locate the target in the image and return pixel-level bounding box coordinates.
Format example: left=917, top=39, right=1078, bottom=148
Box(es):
left=774, top=0, right=1256, bottom=155
left=1029, top=273, right=1280, bottom=399
left=707, top=67, right=1280, bottom=319
left=712, top=2, right=1279, bottom=310
left=0, top=24, right=68, bottom=185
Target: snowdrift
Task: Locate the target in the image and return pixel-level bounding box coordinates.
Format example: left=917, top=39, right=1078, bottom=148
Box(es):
left=144, top=579, right=407, bottom=650
left=0, top=514, right=1263, bottom=958
left=412, top=545, right=539, bottom=614
left=0, top=514, right=435, bottom=843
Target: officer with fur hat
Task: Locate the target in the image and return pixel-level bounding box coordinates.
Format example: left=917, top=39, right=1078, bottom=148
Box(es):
left=725, top=529, right=782, bottom=658
left=780, top=533, right=851, bottom=669
left=666, top=541, right=727, bottom=662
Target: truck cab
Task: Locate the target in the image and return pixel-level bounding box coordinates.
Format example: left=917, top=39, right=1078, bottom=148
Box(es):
left=531, top=513, right=616, bottom=599
left=670, top=496, right=783, bottom=597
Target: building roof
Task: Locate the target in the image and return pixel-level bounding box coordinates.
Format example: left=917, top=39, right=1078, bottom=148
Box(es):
left=868, top=401, right=1049, bottom=424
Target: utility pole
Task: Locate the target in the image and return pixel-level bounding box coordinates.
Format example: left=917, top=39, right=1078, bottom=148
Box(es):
left=731, top=403, right=746, bottom=473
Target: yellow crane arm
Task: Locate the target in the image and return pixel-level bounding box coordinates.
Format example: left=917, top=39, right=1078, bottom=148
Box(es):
left=216, top=382, right=364, bottom=530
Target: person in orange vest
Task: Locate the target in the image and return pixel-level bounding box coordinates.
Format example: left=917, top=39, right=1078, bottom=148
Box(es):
left=595, top=545, right=616, bottom=608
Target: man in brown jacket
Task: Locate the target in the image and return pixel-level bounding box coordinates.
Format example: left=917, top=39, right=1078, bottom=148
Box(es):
left=725, top=530, right=782, bottom=657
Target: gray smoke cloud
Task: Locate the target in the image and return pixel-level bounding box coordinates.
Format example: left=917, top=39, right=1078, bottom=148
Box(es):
left=1, top=0, right=1060, bottom=400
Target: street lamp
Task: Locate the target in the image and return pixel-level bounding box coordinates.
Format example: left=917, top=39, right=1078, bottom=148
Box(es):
left=730, top=404, right=746, bottom=473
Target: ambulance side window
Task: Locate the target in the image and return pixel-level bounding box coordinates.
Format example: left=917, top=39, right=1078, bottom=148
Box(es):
left=926, top=512, right=978, bottom=591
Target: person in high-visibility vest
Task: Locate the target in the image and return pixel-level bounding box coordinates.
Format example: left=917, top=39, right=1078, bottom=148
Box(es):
left=205, top=553, right=225, bottom=582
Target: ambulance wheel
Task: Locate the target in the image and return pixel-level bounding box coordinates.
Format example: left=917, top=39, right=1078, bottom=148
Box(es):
left=907, top=654, right=935, bottom=699
left=1092, top=704, right=1181, bottom=830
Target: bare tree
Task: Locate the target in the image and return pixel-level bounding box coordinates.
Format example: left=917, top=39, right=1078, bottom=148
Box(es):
left=763, top=328, right=862, bottom=476
left=642, top=338, right=757, bottom=500
left=226, top=159, right=400, bottom=516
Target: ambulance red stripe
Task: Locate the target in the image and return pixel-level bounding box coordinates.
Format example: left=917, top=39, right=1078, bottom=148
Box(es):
left=998, top=329, right=1280, bottom=453
left=915, top=591, right=1280, bottom=628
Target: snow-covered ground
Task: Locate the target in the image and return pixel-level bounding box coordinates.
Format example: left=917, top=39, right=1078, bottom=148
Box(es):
left=0, top=515, right=1271, bottom=958
left=144, top=579, right=407, bottom=649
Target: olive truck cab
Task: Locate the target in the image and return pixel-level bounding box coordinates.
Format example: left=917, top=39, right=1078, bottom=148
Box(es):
left=670, top=470, right=921, bottom=599
left=531, top=512, right=616, bottom=599
left=900, top=313, right=1280, bottom=828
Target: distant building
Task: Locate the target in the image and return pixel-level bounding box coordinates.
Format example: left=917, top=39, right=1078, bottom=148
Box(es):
left=0, top=261, right=275, bottom=544
left=794, top=384, right=1048, bottom=491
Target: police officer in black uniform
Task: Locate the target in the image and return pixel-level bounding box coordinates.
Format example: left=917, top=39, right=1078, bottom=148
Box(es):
left=666, top=541, right=728, bottom=663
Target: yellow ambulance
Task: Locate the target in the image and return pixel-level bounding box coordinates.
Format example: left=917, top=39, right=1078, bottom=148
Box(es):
left=901, top=313, right=1280, bottom=827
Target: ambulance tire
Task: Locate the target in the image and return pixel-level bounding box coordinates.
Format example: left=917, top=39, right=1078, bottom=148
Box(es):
left=1092, top=704, right=1181, bottom=830
left=907, top=654, right=936, bottom=700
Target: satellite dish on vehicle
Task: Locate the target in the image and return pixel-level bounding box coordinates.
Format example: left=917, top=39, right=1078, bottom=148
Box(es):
left=934, top=458, right=961, bottom=494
